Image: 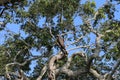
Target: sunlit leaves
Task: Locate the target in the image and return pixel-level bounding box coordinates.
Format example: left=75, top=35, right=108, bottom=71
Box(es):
left=101, top=20, right=120, bottom=60
left=103, top=3, right=115, bottom=19
left=28, top=0, right=80, bottom=32
left=83, top=1, right=96, bottom=15
left=102, top=20, right=120, bottom=42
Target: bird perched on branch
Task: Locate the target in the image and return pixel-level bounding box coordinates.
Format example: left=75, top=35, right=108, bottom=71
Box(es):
left=56, top=35, right=68, bottom=55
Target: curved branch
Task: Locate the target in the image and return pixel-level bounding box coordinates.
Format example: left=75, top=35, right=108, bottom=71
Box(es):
left=48, top=52, right=66, bottom=80
left=5, top=56, right=41, bottom=79
left=90, top=68, right=101, bottom=79
left=54, top=52, right=86, bottom=77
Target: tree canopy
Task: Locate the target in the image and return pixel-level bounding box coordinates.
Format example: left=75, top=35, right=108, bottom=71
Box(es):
left=0, top=0, right=120, bottom=80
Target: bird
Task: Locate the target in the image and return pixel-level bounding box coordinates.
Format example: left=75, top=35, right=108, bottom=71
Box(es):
left=56, top=35, right=65, bottom=49
left=56, top=35, right=67, bottom=55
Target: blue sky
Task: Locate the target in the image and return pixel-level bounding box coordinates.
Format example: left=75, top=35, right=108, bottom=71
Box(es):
left=0, top=0, right=113, bottom=46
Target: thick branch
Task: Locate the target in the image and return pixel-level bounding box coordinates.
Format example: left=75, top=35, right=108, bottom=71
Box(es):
left=54, top=52, right=86, bottom=77
left=90, top=68, right=101, bottom=79
left=48, top=52, right=65, bottom=70
left=48, top=52, right=66, bottom=80
left=86, top=33, right=102, bottom=72
left=56, top=68, right=86, bottom=77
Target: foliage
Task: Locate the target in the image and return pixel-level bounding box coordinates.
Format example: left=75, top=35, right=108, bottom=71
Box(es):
left=0, top=0, right=120, bottom=80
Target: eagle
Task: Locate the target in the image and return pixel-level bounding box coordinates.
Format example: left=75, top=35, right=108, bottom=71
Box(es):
left=56, top=35, right=67, bottom=55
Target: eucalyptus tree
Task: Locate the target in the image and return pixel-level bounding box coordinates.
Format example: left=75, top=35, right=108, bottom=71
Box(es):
left=0, top=0, right=120, bottom=80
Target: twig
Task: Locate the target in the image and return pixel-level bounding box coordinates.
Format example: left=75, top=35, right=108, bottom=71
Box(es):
left=36, top=64, right=48, bottom=80
left=67, top=45, right=90, bottom=52
left=86, top=11, right=99, bottom=23
left=14, top=51, right=21, bottom=62
left=49, top=26, right=55, bottom=39
left=6, top=29, right=32, bottom=48
left=66, top=36, right=84, bottom=47
left=61, top=31, right=76, bottom=36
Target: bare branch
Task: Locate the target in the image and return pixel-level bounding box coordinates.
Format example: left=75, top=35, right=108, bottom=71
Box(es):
left=6, top=57, right=40, bottom=70
left=18, top=69, right=29, bottom=80
left=14, top=51, right=21, bottom=62
left=86, top=34, right=102, bottom=71
left=61, top=31, right=76, bottom=36
left=90, top=68, right=101, bottom=79
left=67, top=45, right=90, bottom=52
left=86, top=11, right=99, bottom=23
left=48, top=52, right=66, bottom=80
left=37, top=64, right=48, bottom=80
left=47, top=52, right=87, bottom=78
left=49, top=26, right=55, bottom=39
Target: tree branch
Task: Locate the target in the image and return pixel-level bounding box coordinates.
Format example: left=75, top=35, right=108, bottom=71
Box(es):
left=48, top=52, right=66, bottom=80
left=5, top=56, right=41, bottom=79
left=66, top=36, right=84, bottom=47
left=67, top=45, right=90, bottom=52
left=56, top=68, right=87, bottom=77
left=90, top=68, right=101, bottom=79
left=36, top=64, right=48, bottom=80
left=63, top=52, right=86, bottom=69
left=50, top=52, right=87, bottom=78
left=86, top=30, right=103, bottom=72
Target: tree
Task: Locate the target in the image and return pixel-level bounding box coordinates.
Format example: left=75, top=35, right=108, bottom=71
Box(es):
left=0, top=0, right=120, bottom=80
